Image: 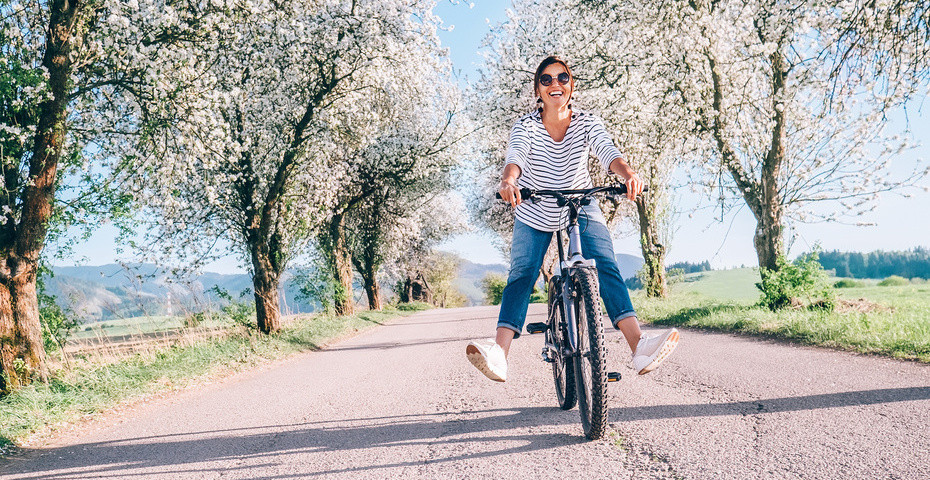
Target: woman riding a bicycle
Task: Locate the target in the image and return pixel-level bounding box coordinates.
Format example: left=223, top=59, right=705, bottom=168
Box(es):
left=466, top=55, right=679, bottom=383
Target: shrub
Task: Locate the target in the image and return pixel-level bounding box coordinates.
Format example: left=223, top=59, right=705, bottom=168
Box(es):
left=878, top=275, right=909, bottom=287
left=757, top=250, right=835, bottom=311
left=396, top=301, right=431, bottom=312
left=37, top=266, right=78, bottom=352
left=210, top=286, right=257, bottom=330
left=481, top=273, right=507, bottom=305
left=834, top=278, right=863, bottom=288
left=40, top=301, right=78, bottom=352
left=529, top=285, right=546, bottom=304
left=183, top=312, right=205, bottom=328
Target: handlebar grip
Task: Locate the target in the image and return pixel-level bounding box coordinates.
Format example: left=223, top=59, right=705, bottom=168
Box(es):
left=495, top=188, right=533, bottom=200
left=613, top=185, right=649, bottom=194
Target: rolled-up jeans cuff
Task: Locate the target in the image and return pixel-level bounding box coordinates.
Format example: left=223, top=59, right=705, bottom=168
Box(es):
left=497, top=322, right=522, bottom=339
left=611, top=311, right=637, bottom=329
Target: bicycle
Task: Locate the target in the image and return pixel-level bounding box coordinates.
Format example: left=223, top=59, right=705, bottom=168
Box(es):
left=498, top=185, right=639, bottom=439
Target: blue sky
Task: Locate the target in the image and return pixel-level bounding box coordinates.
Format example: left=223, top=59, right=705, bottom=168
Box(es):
left=58, top=0, right=930, bottom=272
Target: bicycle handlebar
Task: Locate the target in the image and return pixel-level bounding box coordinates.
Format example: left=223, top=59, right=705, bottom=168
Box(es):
left=494, top=185, right=647, bottom=201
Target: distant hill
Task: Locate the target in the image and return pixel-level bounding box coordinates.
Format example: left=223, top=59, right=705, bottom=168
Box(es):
left=45, top=264, right=309, bottom=322
left=44, top=252, right=647, bottom=321
left=615, top=253, right=645, bottom=281
left=455, top=259, right=508, bottom=306
left=453, top=253, right=645, bottom=305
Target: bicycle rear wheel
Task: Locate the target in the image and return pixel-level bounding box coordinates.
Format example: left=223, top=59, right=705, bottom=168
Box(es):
left=547, top=276, right=576, bottom=410
left=572, top=268, right=609, bottom=439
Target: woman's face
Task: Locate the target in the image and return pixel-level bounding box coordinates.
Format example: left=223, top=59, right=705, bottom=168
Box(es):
left=537, top=63, right=573, bottom=110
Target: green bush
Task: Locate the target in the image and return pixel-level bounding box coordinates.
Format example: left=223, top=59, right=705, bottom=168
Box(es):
left=210, top=286, right=257, bottom=330
left=878, top=275, right=909, bottom=287
left=39, top=302, right=78, bottom=353
left=37, top=265, right=78, bottom=352
left=183, top=312, right=205, bottom=328
left=481, top=273, right=507, bottom=305
left=396, top=301, right=431, bottom=312
left=834, top=278, right=863, bottom=288
left=757, top=250, right=834, bottom=311
left=529, top=285, right=546, bottom=304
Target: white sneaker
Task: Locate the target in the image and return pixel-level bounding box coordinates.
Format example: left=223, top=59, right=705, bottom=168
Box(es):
left=466, top=339, right=507, bottom=382
left=632, top=328, right=679, bottom=375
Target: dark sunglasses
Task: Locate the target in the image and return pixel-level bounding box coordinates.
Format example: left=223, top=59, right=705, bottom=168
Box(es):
left=539, top=72, right=570, bottom=86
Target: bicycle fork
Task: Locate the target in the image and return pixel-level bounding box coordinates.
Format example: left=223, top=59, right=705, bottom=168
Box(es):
left=559, top=222, right=595, bottom=354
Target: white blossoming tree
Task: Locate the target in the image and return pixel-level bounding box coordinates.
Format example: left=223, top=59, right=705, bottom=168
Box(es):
left=0, top=0, right=208, bottom=392
left=349, top=189, right=469, bottom=310
left=336, top=117, right=469, bottom=312
left=605, top=0, right=930, bottom=273
left=119, top=0, right=455, bottom=330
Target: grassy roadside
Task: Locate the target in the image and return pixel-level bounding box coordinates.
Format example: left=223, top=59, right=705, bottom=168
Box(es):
left=634, top=284, right=930, bottom=362
left=0, top=304, right=428, bottom=453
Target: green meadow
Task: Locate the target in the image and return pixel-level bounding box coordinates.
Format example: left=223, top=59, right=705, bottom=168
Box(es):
left=636, top=268, right=930, bottom=362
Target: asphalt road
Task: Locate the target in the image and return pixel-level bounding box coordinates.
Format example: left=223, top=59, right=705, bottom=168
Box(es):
left=1, top=304, right=928, bottom=479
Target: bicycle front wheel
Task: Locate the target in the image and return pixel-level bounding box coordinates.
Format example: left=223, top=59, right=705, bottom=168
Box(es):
left=572, top=268, right=609, bottom=440
left=547, top=276, right=576, bottom=410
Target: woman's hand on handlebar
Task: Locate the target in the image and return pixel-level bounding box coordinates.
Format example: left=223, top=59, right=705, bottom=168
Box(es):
left=625, top=173, right=644, bottom=201
left=499, top=179, right=522, bottom=207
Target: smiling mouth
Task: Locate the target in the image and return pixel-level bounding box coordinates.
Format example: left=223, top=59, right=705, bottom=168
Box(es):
left=549, top=92, right=563, bottom=97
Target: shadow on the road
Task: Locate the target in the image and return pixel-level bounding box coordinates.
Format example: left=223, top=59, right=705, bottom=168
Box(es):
left=325, top=335, right=480, bottom=352
left=0, top=407, right=583, bottom=479
left=385, top=315, right=503, bottom=326
left=611, top=386, right=930, bottom=420
left=4, top=386, right=928, bottom=479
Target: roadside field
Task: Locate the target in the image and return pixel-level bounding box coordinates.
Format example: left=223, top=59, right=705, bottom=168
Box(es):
left=636, top=268, right=930, bottom=362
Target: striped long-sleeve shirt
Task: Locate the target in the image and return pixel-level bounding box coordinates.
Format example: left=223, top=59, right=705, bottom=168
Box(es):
left=504, top=109, right=624, bottom=232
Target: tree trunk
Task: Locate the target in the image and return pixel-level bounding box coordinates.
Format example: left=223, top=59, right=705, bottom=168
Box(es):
left=755, top=46, right=788, bottom=274
left=350, top=226, right=382, bottom=311
left=540, top=245, right=558, bottom=285
left=635, top=197, right=668, bottom=298
left=1, top=0, right=79, bottom=393
left=0, top=268, right=49, bottom=393
left=753, top=202, right=784, bottom=273
left=362, top=273, right=382, bottom=311
left=706, top=47, right=787, bottom=275
left=328, top=213, right=354, bottom=316
left=250, top=249, right=281, bottom=334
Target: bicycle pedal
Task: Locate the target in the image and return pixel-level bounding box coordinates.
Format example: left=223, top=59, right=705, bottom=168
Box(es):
left=525, top=322, right=548, bottom=334
left=607, top=372, right=621, bottom=382
left=541, top=350, right=555, bottom=363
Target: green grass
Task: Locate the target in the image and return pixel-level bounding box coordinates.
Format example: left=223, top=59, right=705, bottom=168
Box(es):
left=0, top=306, right=422, bottom=452
left=71, top=315, right=182, bottom=339
left=70, top=314, right=235, bottom=340
left=635, top=269, right=930, bottom=362
left=672, top=268, right=762, bottom=302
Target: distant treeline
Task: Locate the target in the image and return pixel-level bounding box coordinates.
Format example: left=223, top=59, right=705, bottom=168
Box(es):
left=668, top=261, right=712, bottom=274
left=817, top=248, right=930, bottom=279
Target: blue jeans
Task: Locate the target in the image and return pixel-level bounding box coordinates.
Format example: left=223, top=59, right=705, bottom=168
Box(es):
left=497, top=217, right=637, bottom=339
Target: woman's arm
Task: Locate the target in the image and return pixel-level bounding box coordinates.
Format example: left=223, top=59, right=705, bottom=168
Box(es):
left=609, top=157, right=644, bottom=201
left=501, top=120, right=529, bottom=208
left=587, top=115, right=644, bottom=201
left=499, top=163, right=523, bottom=207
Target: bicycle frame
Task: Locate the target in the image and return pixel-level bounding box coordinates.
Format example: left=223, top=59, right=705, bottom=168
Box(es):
left=555, top=197, right=597, bottom=354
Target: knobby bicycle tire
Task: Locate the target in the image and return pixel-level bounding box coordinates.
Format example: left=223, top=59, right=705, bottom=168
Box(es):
left=547, top=276, right=576, bottom=410
left=572, top=268, right=609, bottom=440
